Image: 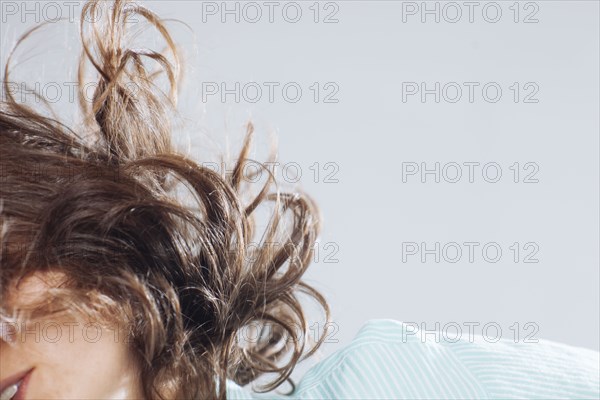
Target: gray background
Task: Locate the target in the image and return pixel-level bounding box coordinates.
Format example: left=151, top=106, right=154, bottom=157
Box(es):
left=1, top=0, right=598, bottom=376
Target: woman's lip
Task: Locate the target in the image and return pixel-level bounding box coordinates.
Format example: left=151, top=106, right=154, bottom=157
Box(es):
left=12, top=368, right=33, bottom=400
left=0, top=368, right=34, bottom=393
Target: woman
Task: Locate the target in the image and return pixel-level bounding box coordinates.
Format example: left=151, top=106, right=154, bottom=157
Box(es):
left=1, top=0, right=328, bottom=398
left=2, top=1, right=599, bottom=399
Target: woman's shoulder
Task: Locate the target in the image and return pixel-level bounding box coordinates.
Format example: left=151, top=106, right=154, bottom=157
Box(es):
left=227, top=319, right=600, bottom=399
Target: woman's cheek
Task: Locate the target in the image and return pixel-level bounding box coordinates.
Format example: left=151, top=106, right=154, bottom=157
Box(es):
left=1, top=273, right=143, bottom=399
left=5, top=316, right=141, bottom=400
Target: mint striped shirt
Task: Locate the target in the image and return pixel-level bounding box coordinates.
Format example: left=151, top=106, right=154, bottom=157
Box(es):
left=226, top=319, right=600, bottom=399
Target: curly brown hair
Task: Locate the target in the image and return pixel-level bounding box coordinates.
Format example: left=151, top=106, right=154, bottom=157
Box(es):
left=0, top=1, right=329, bottom=398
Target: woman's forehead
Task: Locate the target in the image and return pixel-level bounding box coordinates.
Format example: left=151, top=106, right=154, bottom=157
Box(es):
left=8, top=271, right=67, bottom=308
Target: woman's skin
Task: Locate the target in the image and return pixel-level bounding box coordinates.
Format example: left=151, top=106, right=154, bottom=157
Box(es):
left=0, top=272, right=144, bottom=400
